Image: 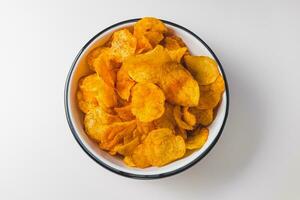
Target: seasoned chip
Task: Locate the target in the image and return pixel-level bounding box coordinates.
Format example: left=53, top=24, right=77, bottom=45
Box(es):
left=167, top=47, right=187, bottom=63
left=123, top=156, right=136, bottom=167
left=182, top=107, right=196, bottom=126
left=126, top=45, right=171, bottom=83
left=184, top=55, right=219, bottom=85
left=116, top=65, right=136, bottom=101
left=137, top=128, right=185, bottom=167
left=131, top=143, right=151, bottom=168
left=131, top=83, right=165, bottom=122
left=114, top=105, right=135, bottom=121
left=134, top=17, right=167, bottom=52
left=153, top=103, right=176, bottom=131
left=110, top=29, right=137, bottom=62
left=84, top=107, right=121, bottom=142
left=77, top=90, right=98, bottom=113
left=198, top=75, right=225, bottom=109
left=163, top=36, right=182, bottom=50
left=176, top=126, right=187, bottom=140
left=86, top=47, right=105, bottom=69
left=136, top=120, right=155, bottom=135
left=190, top=107, right=213, bottom=126
left=159, top=63, right=199, bottom=106
left=186, top=127, right=209, bottom=150
left=116, top=137, right=140, bottom=156
left=173, top=106, right=194, bottom=130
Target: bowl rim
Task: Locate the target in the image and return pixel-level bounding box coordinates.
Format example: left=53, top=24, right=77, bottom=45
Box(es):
left=64, top=18, right=230, bottom=180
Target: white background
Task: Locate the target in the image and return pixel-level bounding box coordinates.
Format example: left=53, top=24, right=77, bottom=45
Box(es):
left=1, top=0, right=299, bottom=199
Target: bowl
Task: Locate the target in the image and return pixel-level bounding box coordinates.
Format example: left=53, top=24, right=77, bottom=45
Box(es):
left=64, top=18, right=229, bottom=179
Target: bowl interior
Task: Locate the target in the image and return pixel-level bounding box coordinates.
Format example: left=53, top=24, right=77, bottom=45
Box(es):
left=66, top=20, right=228, bottom=177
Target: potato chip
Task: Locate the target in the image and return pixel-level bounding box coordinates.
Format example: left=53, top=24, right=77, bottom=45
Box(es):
left=198, top=75, right=225, bottom=109
left=190, top=107, right=213, bottom=126
left=136, top=120, right=155, bottom=135
left=77, top=90, right=98, bottom=113
left=131, top=83, right=165, bottom=122
left=84, top=107, right=122, bottom=142
left=173, top=106, right=194, bottom=130
left=134, top=17, right=167, bottom=52
left=99, top=120, right=136, bottom=150
left=116, top=65, right=136, bottom=100
left=186, top=127, right=209, bottom=150
left=131, top=144, right=151, bottom=168
left=183, top=107, right=196, bottom=126
left=141, top=128, right=185, bottom=167
left=153, top=103, right=176, bottom=131
left=167, top=47, right=187, bottom=63
left=184, top=55, right=219, bottom=85
left=123, top=156, right=136, bottom=167
left=110, top=29, right=137, bottom=62
left=86, top=47, right=105, bottom=70
left=116, top=137, right=140, bottom=156
left=126, top=45, right=171, bottom=83
left=176, top=126, right=187, bottom=140
left=159, top=64, right=199, bottom=106
left=114, top=105, right=135, bottom=121
left=163, top=36, right=182, bottom=50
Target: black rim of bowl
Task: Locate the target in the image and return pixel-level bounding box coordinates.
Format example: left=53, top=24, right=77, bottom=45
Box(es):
left=64, top=18, right=230, bottom=180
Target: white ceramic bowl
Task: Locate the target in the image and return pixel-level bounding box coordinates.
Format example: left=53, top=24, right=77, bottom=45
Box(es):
left=65, top=19, right=229, bottom=179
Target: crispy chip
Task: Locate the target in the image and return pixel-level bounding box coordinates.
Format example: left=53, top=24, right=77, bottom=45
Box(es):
left=131, top=143, right=151, bottom=168
left=114, top=105, right=135, bottom=121
left=190, top=107, right=213, bottom=126
left=173, top=106, right=194, bottom=130
left=126, top=45, right=171, bottom=83
left=167, top=47, right=187, bottom=63
left=77, top=90, right=98, bottom=113
left=86, top=47, right=105, bottom=70
left=182, top=107, right=196, bottom=126
left=141, top=128, right=185, bottom=167
left=153, top=103, right=176, bottom=131
left=110, top=29, right=137, bottom=62
left=184, top=55, right=219, bottom=85
left=123, top=156, right=136, bottom=167
left=176, top=126, right=187, bottom=140
left=186, top=127, right=209, bottom=150
left=116, top=137, right=140, bottom=156
left=163, top=36, right=182, bottom=50
left=131, top=83, right=165, bottom=122
left=84, top=107, right=121, bottom=142
left=159, top=63, right=199, bottom=106
left=116, top=65, right=136, bottom=100
left=134, top=17, right=167, bottom=52
left=198, top=75, right=225, bottom=109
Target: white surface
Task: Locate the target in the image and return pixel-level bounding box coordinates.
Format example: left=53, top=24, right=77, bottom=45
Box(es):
left=0, top=0, right=299, bottom=199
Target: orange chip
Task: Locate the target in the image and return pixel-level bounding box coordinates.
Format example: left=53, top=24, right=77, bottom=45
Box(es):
left=110, top=29, right=137, bottom=62
left=173, top=106, right=194, bottom=130
left=163, top=36, right=182, bottom=50
left=131, top=83, right=165, bottom=122
left=114, top=105, right=135, bottom=121
left=190, top=107, right=213, bottom=126
left=186, top=127, right=209, bottom=150
left=182, top=107, right=196, bottom=126
left=77, top=90, right=98, bottom=113
left=86, top=47, right=105, bottom=70
left=184, top=55, right=219, bottom=85
left=167, top=47, right=187, bottom=63
left=153, top=103, right=176, bottom=131
left=116, top=65, right=136, bottom=100
left=116, top=137, right=140, bottom=156
left=159, top=63, right=199, bottom=106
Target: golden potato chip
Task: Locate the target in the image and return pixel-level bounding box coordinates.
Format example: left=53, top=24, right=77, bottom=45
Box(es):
left=123, top=156, right=136, bottom=167
left=126, top=45, right=171, bottom=83
left=141, top=128, right=185, bottom=167
left=77, top=90, right=98, bottom=113
left=84, top=107, right=121, bottom=142
left=163, top=36, right=182, bottom=50
left=184, top=55, right=219, bottom=85
left=86, top=47, right=105, bottom=69
left=116, top=65, right=136, bottom=100
left=116, top=137, right=140, bottom=156
left=182, top=107, right=196, bottom=126
left=134, top=17, right=167, bottom=52
left=110, top=29, right=137, bottom=62
left=173, top=106, right=194, bottom=130
left=186, top=127, right=209, bottom=150
left=198, top=75, right=225, bottom=109
left=99, top=120, right=136, bottom=150
left=114, top=105, right=135, bottom=121
left=167, top=47, right=187, bottom=63
left=176, top=126, right=187, bottom=140
left=131, top=83, right=165, bottom=122
left=190, top=107, right=213, bottom=126
left=131, top=144, right=151, bottom=168
left=136, top=120, right=155, bottom=135
left=153, top=103, right=176, bottom=131
left=159, top=64, right=199, bottom=106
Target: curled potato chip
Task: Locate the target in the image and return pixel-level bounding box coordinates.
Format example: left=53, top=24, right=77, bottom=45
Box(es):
left=153, top=103, right=176, bottom=131
left=136, top=120, right=155, bottom=135
left=110, top=29, right=137, bottom=62
left=186, top=127, right=209, bottom=150
left=116, top=65, right=136, bottom=101
left=116, top=137, right=140, bottom=156
left=123, top=156, right=136, bottom=167
left=126, top=45, right=171, bottom=83
left=167, top=47, right=187, bottom=63
left=173, top=106, right=194, bottom=130
left=163, top=36, right=182, bottom=50
left=131, top=83, right=165, bottom=122
left=159, top=63, right=199, bottom=106
left=198, top=75, right=225, bottom=109
left=176, top=126, right=187, bottom=140
left=131, top=143, right=151, bottom=168
left=99, top=120, right=136, bottom=150
left=143, top=128, right=186, bottom=167
left=134, top=17, right=167, bottom=52
left=86, top=47, right=105, bottom=70
left=184, top=55, right=219, bottom=85
left=77, top=90, right=98, bottom=113
left=183, top=107, right=196, bottom=126
left=190, top=107, right=213, bottom=126
left=114, top=105, right=135, bottom=121
left=84, top=107, right=121, bottom=142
